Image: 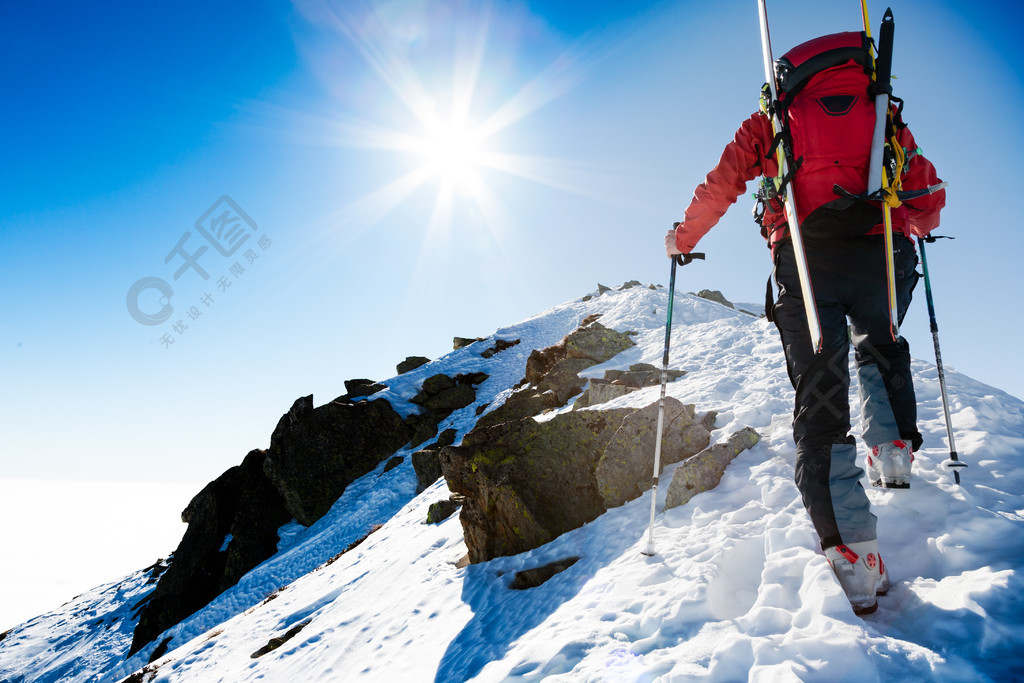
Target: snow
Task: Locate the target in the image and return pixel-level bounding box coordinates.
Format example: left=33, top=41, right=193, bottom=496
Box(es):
left=2, top=284, right=1023, bottom=682
left=0, top=479, right=197, bottom=632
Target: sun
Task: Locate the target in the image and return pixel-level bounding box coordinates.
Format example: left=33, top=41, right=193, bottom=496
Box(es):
left=416, top=115, right=487, bottom=189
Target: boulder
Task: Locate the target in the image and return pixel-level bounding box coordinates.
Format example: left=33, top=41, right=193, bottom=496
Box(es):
left=440, top=397, right=711, bottom=563
left=411, top=430, right=456, bottom=493
left=440, top=408, right=632, bottom=563
left=594, top=398, right=711, bottom=508
left=263, top=395, right=412, bottom=526
left=696, top=289, right=735, bottom=309
left=454, top=336, right=485, bottom=350
left=665, top=427, right=762, bottom=510
left=397, top=356, right=431, bottom=375
left=426, top=498, right=461, bottom=524
left=341, top=378, right=385, bottom=400
left=572, top=379, right=638, bottom=410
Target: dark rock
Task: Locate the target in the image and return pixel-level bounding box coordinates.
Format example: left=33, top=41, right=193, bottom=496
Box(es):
left=481, top=339, right=521, bottom=359
left=414, top=373, right=457, bottom=400
left=130, top=449, right=291, bottom=655
left=696, top=289, right=735, bottom=309
left=421, top=383, right=476, bottom=418
left=509, top=557, right=580, bottom=589
left=618, top=280, right=643, bottom=291
left=397, top=356, right=431, bottom=375
left=250, top=619, right=312, bottom=659
left=405, top=413, right=439, bottom=450
left=597, top=284, right=612, bottom=294
left=381, top=456, right=404, bottom=475
left=454, top=337, right=485, bottom=350
left=474, top=390, right=548, bottom=430
left=456, top=372, right=489, bottom=386
left=410, top=429, right=459, bottom=492
left=412, top=450, right=443, bottom=493
left=433, top=429, right=458, bottom=449
left=263, top=395, right=412, bottom=526
left=426, top=498, right=461, bottom=524
left=665, top=427, right=762, bottom=510
left=341, top=378, right=385, bottom=399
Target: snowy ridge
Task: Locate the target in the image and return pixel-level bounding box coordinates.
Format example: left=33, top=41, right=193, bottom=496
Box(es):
left=2, top=284, right=1023, bottom=682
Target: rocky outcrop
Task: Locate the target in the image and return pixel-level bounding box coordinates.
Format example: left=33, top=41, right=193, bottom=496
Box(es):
left=263, top=395, right=413, bottom=526
left=594, top=398, right=712, bottom=508
left=131, top=391, right=418, bottom=655
left=340, top=378, right=385, bottom=399
left=129, top=449, right=291, bottom=656
left=397, top=356, right=431, bottom=374
left=406, top=374, right=488, bottom=447
left=573, top=363, right=687, bottom=410
left=476, top=318, right=637, bottom=430
left=665, top=427, right=762, bottom=510
left=439, top=397, right=713, bottom=563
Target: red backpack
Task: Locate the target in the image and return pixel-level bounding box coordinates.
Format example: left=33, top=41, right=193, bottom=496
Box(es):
left=762, top=31, right=895, bottom=237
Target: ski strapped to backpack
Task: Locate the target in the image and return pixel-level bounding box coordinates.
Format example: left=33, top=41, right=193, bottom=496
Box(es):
left=757, top=0, right=822, bottom=353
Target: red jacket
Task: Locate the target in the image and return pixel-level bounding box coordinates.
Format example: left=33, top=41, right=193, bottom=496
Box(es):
left=674, top=110, right=945, bottom=256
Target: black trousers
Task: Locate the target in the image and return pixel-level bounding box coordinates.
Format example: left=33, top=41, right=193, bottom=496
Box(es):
left=772, top=234, right=921, bottom=549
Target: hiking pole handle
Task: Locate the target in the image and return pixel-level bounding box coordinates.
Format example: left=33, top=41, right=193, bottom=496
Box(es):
left=670, top=223, right=706, bottom=267
left=674, top=252, right=706, bottom=267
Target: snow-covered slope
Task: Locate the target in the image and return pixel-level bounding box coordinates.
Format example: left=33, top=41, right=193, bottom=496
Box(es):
left=2, top=284, right=1023, bottom=682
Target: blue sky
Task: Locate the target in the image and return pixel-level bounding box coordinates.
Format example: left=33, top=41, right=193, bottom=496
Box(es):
left=2, top=0, right=1021, bottom=484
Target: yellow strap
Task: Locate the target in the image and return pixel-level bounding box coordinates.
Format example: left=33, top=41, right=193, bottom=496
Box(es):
left=883, top=130, right=907, bottom=208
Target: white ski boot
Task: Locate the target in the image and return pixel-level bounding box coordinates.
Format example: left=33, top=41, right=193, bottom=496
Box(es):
left=868, top=439, right=913, bottom=489
left=825, top=540, right=890, bottom=615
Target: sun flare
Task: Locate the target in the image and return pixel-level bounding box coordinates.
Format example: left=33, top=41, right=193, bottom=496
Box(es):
left=417, top=116, right=487, bottom=188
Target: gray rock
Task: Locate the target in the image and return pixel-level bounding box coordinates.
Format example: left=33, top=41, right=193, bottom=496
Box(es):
left=696, top=289, right=735, bottom=309
left=595, top=398, right=711, bottom=509
left=572, top=379, right=638, bottom=410
left=664, top=427, right=762, bottom=510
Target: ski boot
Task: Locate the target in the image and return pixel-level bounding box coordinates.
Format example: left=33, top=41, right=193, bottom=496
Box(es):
left=826, top=540, right=890, bottom=615
left=868, top=439, right=913, bottom=489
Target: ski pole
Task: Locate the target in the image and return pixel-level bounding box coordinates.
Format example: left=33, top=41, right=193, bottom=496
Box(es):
left=919, top=235, right=966, bottom=484
left=644, top=231, right=704, bottom=556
